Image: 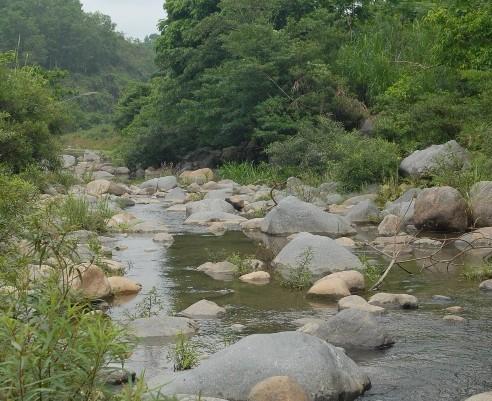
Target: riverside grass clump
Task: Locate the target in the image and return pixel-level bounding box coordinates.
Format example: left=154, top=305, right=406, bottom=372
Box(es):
left=58, top=195, right=114, bottom=233
left=168, top=333, right=199, bottom=372
left=280, top=248, right=314, bottom=291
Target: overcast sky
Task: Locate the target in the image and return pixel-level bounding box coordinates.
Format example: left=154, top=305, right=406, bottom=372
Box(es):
left=81, top=0, right=164, bottom=39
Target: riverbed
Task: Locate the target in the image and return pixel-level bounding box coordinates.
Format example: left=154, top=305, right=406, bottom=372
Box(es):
left=110, top=201, right=492, bottom=401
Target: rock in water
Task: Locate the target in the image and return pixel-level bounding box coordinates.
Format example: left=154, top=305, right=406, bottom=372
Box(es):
left=298, top=309, right=394, bottom=349
left=399, top=140, right=469, bottom=178
left=261, top=196, right=355, bottom=237
left=186, top=199, right=235, bottom=217
left=413, top=186, right=468, bottom=232
left=151, top=332, right=370, bottom=401
left=464, top=392, right=492, bottom=401
left=368, top=293, right=418, bottom=309
left=128, top=315, right=197, bottom=338
left=178, top=299, right=226, bottom=319
left=272, top=232, right=363, bottom=280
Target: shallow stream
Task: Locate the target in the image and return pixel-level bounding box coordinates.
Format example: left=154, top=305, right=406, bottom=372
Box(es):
left=110, top=201, right=492, bottom=401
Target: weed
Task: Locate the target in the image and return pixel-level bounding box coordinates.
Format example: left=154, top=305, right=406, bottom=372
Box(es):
left=58, top=195, right=114, bottom=233
left=280, top=248, right=314, bottom=290
left=187, top=192, right=205, bottom=202
left=125, top=287, right=164, bottom=320
left=462, top=265, right=492, bottom=281
left=168, top=333, right=199, bottom=371
left=227, top=252, right=256, bottom=275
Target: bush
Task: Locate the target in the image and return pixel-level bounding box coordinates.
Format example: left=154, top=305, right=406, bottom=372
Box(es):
left=267, top=118, right=400, bottom=191
left=218, top=162, right=286, bottom=186
left=279, top=248, right=314, bottom=290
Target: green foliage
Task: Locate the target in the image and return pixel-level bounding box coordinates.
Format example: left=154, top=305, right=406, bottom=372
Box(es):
left=58, top=195, right=114, bottom=234
left=218, top=162, right=286, bottom=186
left=267, top=118, right=400, bottom=191
left=360, top=255, right=386, bottom=284
left=168, top=333, right=199, bottom=372
left=0, top=172, right=37, bottom=242
left=280, top=248, right=314, bottom=290
left=462, top=265, right=492, bottom=282
left=0, top=60, right=67, bottom=172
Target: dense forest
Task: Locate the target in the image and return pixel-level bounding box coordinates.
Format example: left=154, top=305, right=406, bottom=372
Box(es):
left=113, top=0, right=492, bottom=189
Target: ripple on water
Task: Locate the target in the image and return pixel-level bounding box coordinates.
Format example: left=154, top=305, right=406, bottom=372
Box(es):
left=109, top=201, right=492, bottom=401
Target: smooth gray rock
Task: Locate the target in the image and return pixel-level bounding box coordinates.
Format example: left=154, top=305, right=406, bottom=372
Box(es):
left=151, top=332, right=370, bottom=401
left=178, top=299, right=226, bottom=319
left=128, top=315, right=197, bottom=338
left=204, top=189, right=233, bottom=200
left=399, top=140, right=470, bottom=178
left=479, top=280, right=492, bottom=291
left=140, top=176, right=177, bottom=191
left=61, top=154, right=76, bottom=168
left=165, top=187, right=187, bottom=203
left=272, top=232, right=363, bottom=280
left=261, top=196, right=355, bottom=237
left=298, top=309, right=394, bottom=349
left=197, top=261, right=238, bottom=281
left=414, top=186, right=468, bottom=232
left=345, top=200, right=380, bottom=224
left=470, top=181, right=492, bottom=227
left=186, top=199, right=235, bottom=217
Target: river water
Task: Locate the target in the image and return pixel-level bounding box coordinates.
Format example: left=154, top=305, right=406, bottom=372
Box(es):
left=109, top=201, right=492, bottom=401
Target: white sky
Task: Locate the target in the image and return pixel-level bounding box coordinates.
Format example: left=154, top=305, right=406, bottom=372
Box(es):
left=81, top=0, right=164, bottom=39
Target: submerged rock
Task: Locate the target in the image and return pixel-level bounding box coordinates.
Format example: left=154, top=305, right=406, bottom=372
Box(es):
left=178, top=299, right=226, bottom=319
left=299, top=309, right=394, bottom=349
left=368, top=293, right=418, bottom=309
left=151, top=331, right=370, bottom=401
left=272, top=233, right=363, bottom=281
left=197, top=261, right=238, bottom=281
left=338, top=295, right=385, bottom=315
left=261, top=196, right=355, bottom=237
left=184, top=212, right=246, bottom=226
left=128, top=315, right=197, bottom=338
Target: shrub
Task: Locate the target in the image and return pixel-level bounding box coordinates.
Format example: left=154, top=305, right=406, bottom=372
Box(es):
left=227, top=252, right=256, bottom=276
left=218, top=161, right=286, bottom=186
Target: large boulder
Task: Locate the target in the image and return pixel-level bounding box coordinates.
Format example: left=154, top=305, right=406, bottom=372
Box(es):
left=86, top=179, right=128, bottom=196
left=272, top=233, right=363, bottom=280
left=248, top=376, right=309, bottom=401
left=298, top=309, right=394, bottom=349
left=128, top=315, right=197, bottom=338
left=413, top=186, right=468, bottom=232
left=139, top=176, right=177, bottom=192
left=261, top=196, right=355, bottom=237
left=345, top=200, right=380, bottom=224
left=68, top=263, right=111, bottom=299
left=186, top=199, right=235, bottom=217
left=180, top=168, right=214, bottom=185
left=470, top=181, right=492, bottom=227
left=152, top=332, right=370, bottom=401
left=399, top=140, right=470, bottom=178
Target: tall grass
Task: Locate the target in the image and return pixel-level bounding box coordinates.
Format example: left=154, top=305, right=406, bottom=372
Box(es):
left=59, top=195, right=114, bottom=233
